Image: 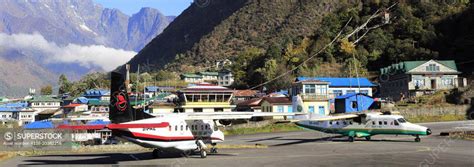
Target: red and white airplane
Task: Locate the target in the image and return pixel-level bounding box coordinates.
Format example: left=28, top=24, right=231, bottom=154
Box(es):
left=59, top=72, right=294, bottom=158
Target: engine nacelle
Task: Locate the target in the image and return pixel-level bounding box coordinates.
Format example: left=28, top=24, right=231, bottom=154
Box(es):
left=218, top=120, right=232, bottom=126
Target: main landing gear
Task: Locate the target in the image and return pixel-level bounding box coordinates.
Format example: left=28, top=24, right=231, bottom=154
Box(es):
left=415, top=135, right=421, bottom=142
left=365, top=136, right=371, bottom=141
left=210, top=143, right=218, bottom=154
left=348, top=136, right=355, bottom=142
left=196, top=139, right=207, bottom=158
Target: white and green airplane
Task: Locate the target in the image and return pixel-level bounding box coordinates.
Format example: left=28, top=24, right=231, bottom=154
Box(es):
left=295, top=113, right=432, bottom=142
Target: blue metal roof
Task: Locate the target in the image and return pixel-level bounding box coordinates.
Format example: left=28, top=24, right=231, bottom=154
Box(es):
left=0, top=102, right=28, bottom=112
left=24, top=121, right=54, bottom=129
left=87, top=120, right=110, bottom=125
left=76, top=97, right=89, bottom=104
left=145, top=86, right=159, bottom=92
left=296, top=77, right=375, bottom=87
left=83, top=89, right=110, bottom=96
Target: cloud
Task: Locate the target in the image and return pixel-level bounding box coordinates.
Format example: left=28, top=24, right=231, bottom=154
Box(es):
left=0, top=33, right=136, bottom=71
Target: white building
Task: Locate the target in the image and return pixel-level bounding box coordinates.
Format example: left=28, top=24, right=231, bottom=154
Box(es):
left=295, top=77, right=375, bottom=98
left=218, top=69, right=234, bottom=87
left=29, top=96, right=62, bottom=115
left=179, top=84, right=235, bottom=113
left=380, top=60, right=467, bottom=101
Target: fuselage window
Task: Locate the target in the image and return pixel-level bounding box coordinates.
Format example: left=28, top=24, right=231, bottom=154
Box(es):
left=206, top=125, right=210, bottom=130
left=175, top=125, right=178, bottom=131
left=378, top=121, right=382, bottom=125
left=201, top=125, right=204, bottom=130
left=169, top=126, right=172, bottom=131
left=372, top=121, right=375, bottom=125
left=336, top=121, right=340, bottom=125
left=349, top=121, right=353, bottom=125
left=343, top=121, right=347, bottom=125
left=394, top=120, right=400, bottom=126
left=329, top=121, right=333, bottom=125
left=383, top=121, right=387, bottom=125
left=186, top=125, right=189, bottom=131
left=181, top=125, right=183, bottom=131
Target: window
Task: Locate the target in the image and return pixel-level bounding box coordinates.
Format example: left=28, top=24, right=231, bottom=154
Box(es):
left=329, top=121, right=333, bottom=125
left=336, top=122, right=339, bottom=125
left=378, top=121, right=382, bottom=125
left=426, top=64, right=440, bottom=72
left=394, top=120, right=400, bottom=126
left=201, top=125, right=204, bottom=130
left=343, top=121, right=347, bottom=125
left=397, top=118, right=407, bottom=123
left=442, top=78, right=453, bottom=86
left=372, top=121, right=375, bottom=125
left=346, top=90, right=356, bottom=94
left=360, top=90, right=369, bottom=95
left=316, top=85, right=327, bottom=95
left=333, top=90, right=343, bottom=96
left=414, top=79, right=425, bottom=87
left=351, top=101, right=358, bottom=109
left=304, top=84, right=316, bottom=94
left=169, top=126, right=172, bottom=131
left=186, top=125, right=189, bottom=131
left=277, top=106, right=284, bottom=112
left=383, top=121, right=387, bottom=125
left=180, top=125, right=183, bottom=131
left=175, top=126, right=178, bottom=131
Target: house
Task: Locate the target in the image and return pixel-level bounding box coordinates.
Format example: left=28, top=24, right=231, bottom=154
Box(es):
left=62, top=103, right=88, bottom=116
left=334, top=93, right=375, bottom=114
left=233, top=90, right=259, bottom=104
left=236, top=98, right=262, bottom=112
left=296, top=77, right=375, bottom=98
left=83, top=89, right=110, bottom=101
left=29, top=96, right=62, bottom=116
left=0, top=102, right=34, bottom=125
left=218, top=69, right=234, bottom=87
left=260, top=97, right=293, bottom=119
left=178, top=84, right=235, bottom=113
left=290, top=79, right=330, bottom=116
left=379, top=60, right=467, bottom=101
left=216, top=59, right=232, bottom=69
left=87, top=99, right=109, bottom=117
left=181, top=73, right=203, bottom=83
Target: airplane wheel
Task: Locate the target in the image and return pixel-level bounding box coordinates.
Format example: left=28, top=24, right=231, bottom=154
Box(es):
left=210, top=147, right=218, bottom=154
left=152, top=149, right=160, bottom=158
left=365, top=136, right=371, bottom=141
left=200, top=149, right=207, bottom=158
left=415, top=137, right=421, bottom=142
left=348, top=136, right=355, bottom=142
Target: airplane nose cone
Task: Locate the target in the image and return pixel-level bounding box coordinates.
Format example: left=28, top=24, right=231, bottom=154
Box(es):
left=426, top=128, right=432, bottom=135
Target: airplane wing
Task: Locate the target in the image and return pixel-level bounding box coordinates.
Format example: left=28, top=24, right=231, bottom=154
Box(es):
left=306, top=114, right=359, bottom=121
left=184, top=112, right=297, bottom=120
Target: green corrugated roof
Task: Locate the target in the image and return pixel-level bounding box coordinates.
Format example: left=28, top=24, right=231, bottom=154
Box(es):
left=198, top=71, right=219, bottom=76
left=30, top=96, right=62, bottom=102
left=380, top=60, right=458, bottom=75
left=181, top=73, right=203, bottom=78
left=88, top=99, right=109, bottom=106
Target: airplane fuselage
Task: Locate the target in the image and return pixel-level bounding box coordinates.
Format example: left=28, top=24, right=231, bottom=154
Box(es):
left=296, top=114, right=431, bottom=140
left=112, top=114, right=224, bottom=152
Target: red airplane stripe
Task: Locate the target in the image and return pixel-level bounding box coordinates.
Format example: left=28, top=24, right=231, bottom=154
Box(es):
left=57, top=124, right=106, bottom=130
left=130, top=131, right=224, bottom=141
left=107, top=122, right=170, bottom=129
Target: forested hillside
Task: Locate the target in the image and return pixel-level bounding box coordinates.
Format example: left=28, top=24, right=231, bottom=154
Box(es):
left=124, top=0, right=474, bottom=91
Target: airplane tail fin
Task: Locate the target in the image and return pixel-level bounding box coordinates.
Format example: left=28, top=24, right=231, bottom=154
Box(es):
left=109, top=72, right=135, bottom=123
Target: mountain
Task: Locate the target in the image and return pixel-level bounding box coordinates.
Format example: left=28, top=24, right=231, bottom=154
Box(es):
left=0, top=0, right=175, bottom=96
left=124, top=1, right=473, bottom=90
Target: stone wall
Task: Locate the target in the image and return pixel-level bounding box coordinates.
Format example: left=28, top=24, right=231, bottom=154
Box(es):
left=394, top=105, right=470, bottom=119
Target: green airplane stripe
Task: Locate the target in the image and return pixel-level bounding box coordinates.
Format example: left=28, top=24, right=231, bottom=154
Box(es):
left=296, top=123, right=427, bottom=136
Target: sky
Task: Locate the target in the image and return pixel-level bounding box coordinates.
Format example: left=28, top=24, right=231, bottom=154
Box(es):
left=93, top=0, right=194, bottom=16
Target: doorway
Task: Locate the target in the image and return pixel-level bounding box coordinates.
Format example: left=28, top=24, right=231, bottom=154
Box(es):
left=431, top=79, right=437, bottom=89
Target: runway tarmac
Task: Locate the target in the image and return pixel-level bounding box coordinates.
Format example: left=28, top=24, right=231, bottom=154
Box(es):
left=2, top=120, right=473, bottom=166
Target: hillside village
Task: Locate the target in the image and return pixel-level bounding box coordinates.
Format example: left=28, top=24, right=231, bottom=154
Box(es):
left=0, top=58, right=471, bottom=144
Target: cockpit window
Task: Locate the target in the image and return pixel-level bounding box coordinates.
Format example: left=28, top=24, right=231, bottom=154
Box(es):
left=397, top=118, right=406, bottom=123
